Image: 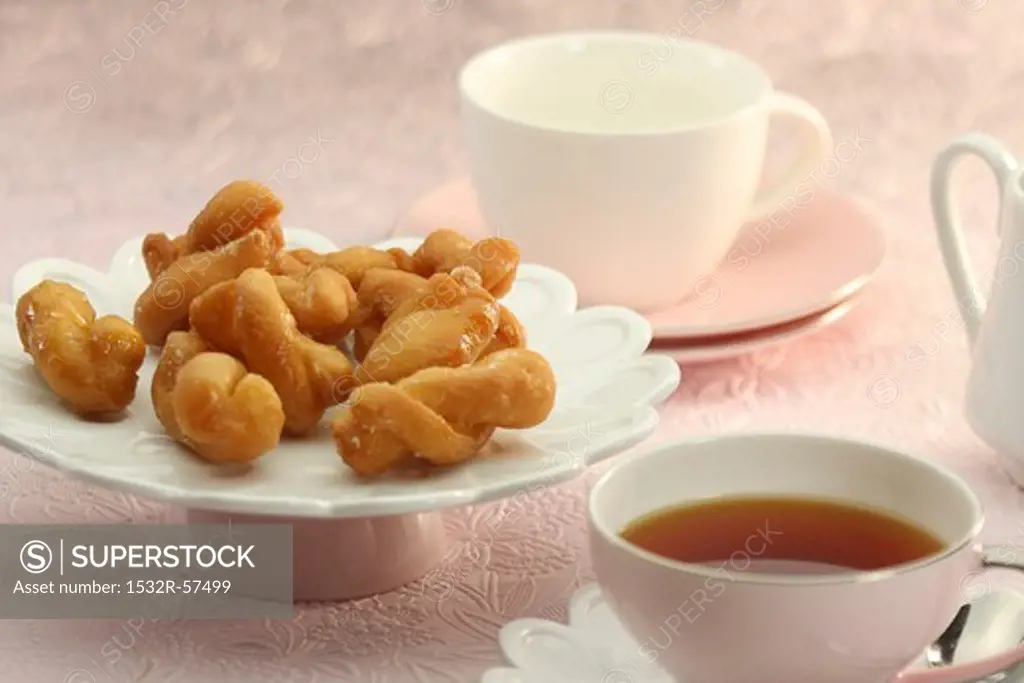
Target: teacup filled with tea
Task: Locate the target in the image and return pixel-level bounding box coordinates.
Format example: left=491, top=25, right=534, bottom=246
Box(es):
left=588, top=433, right=997, bottom=683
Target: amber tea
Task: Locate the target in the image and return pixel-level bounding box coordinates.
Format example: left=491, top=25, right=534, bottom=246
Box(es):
left=620, top=495, right=945, bottom=573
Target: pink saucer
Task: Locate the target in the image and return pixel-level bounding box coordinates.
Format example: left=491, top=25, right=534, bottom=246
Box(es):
left=391, top=178, right=887, bottom=339
left=646, top=299, right=855, bottom=364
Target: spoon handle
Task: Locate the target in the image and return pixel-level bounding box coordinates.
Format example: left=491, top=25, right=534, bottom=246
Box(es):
left=931, top=603, right=973, bottom=667
left=979, top=545, right=1024, bottom=572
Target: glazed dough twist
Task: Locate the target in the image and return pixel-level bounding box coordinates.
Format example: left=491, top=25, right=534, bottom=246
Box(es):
left=347, top=268, right=431, bottom=361
left=142, top=180, right=284, bottom=279
left=16, top=280, right=146, bottom=417
left=273, top=267, right=358, bottom=344
left=353, top=268, right=501, bottom=386
left=188, top=268, right=354, bottom=435
left=152, top=331, right=285, bottom=463
left=134, top=229, right=274, bottom=346
left=353, top=266, right=526, bottom=373
left=411, top=229, right=520, bottom=298
left=332, top=348, right=556, bottom=477
left=270, top=245, right=414, bottom=288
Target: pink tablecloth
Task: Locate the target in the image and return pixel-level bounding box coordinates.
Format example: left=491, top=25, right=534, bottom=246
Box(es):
left=3, top=1, right=1024, bottom=681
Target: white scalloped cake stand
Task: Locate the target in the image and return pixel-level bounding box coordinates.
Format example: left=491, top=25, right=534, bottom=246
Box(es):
left=483, top=584, right=1024, bottom=683
left=0, top=230, right=681, bottom=601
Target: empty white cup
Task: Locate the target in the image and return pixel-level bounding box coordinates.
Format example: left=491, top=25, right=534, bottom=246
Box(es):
left=460, top=31, right=832, bottom=311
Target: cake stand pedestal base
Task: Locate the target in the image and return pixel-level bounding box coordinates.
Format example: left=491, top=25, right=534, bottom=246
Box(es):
left=174, top=508, right=448, bottom=602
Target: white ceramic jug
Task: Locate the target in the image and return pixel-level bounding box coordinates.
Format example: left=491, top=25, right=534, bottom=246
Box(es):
left=932, top=132, right=1024, bottom=484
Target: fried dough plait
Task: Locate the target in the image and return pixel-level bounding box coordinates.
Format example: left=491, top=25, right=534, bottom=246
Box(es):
left=411, top=229, right=520, bottom=298
left=151, top=330, right=207, bottom=444
left=142, top=180, right=285, bottom=279
left=383, top=266, right=525, bottom=345
left=354, top=266, right=526, bottom=367
left=484, top=304, right=527, bottom=356
left=268, top=265, right=415, bottom=360
left=332, top=348, right=556, bottom=477
left=151, top=331, right=285, bottom=463
left=189, top=268, right=355, bottom=435
left=134, top=229, right=274, bottom=346
left=353, top=269, right=501, bottom=386
left=267, top=249, right=313, bottom=277
left=354, top=268, right=431, bottom=325
left=16, top=280, right=146, bottom=417
left=269, top=245, right=414, bottom=289
left=273, top=267, right=358, bottom=344
left=376, top=266, right=488, bottom=334
left=347, top=268, right=431, bottom=362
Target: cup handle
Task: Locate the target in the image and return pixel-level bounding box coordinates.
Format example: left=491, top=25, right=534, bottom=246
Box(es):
left=930, top=133, right=1018, bottom=348
left=895, top=544, right=1024, bottom=683
left=745, top=92, right=833, bottom=221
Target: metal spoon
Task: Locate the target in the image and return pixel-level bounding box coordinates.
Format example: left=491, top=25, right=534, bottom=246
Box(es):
left=929, top=603, right=976, bottom=668
left=923, top=587, right=1024, bottom=682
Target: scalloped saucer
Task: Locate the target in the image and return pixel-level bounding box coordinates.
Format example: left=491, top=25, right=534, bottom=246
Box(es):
left=1, top=230, right=681, bottom=601
left=646, top=299, right=854, bottom=364
left=483, top=584, right=1024, bottom=683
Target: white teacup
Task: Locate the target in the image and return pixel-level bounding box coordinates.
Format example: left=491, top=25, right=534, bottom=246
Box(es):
left=459, top=31, right=833, bottom=311
left=588, top=433, right=1018, bottom=683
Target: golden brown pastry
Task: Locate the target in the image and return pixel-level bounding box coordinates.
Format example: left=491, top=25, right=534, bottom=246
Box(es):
left=151, top=330, right=207, bottom=444
left=141, top=233, right=180, bottom=281
left=188, top=268, right=354, bottom=435
left=273, top=267, right=358, bottom=344
left=378, top=265, right=485, bottom=330
left=268, top=248, right=313, bottom=277
left=352, top=268, right=499, bottom=385
left=151, top=331, right=284, bottom=462
left=16, top=280, right=146, bottom=417
left=355, top=268, right=431, bottom=323
left=411, top=229, right=520, bottom=298
left=344, top=268, right=430, bottom=362
left=483, top=304, right=527, bottom=356
left=133, top=229, right=274, bottom=346
left=356, top=297, right=500, bottom=385
left=142, top=180, right=284, bottom=279
left=356, top=266, right=524, bottom=368
left=270, top=245, right=414, bottom=289
left=332, top=348, right=556, bottom=476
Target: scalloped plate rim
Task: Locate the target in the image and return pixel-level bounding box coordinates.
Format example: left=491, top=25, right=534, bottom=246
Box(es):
left=0, top=406, right=661, bottom=518
left=0, top=229, right=678, bottom=518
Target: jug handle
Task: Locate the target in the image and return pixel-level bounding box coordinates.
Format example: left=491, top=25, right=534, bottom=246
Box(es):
left=930, top=133, right=1018, bottom=348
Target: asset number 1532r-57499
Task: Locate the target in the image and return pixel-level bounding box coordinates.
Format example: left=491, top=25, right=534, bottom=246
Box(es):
left=126, top=579, right=231, bottom=594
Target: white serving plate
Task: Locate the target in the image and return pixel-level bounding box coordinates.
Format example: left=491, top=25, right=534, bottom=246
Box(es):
left=1, top=230, right=681, bottom=520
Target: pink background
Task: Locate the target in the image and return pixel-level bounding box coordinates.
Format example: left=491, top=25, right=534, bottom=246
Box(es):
left=3, top=1, right=1024, bottom=681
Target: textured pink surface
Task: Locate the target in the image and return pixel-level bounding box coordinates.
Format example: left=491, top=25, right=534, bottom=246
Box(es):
left=3, top=1, right=1024, bottom=681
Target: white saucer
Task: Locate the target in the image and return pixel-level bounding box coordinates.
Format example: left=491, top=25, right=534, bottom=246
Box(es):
left=646, top=300, right=855, bottom=364
left=482, top=584, right=1024, bottom=683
